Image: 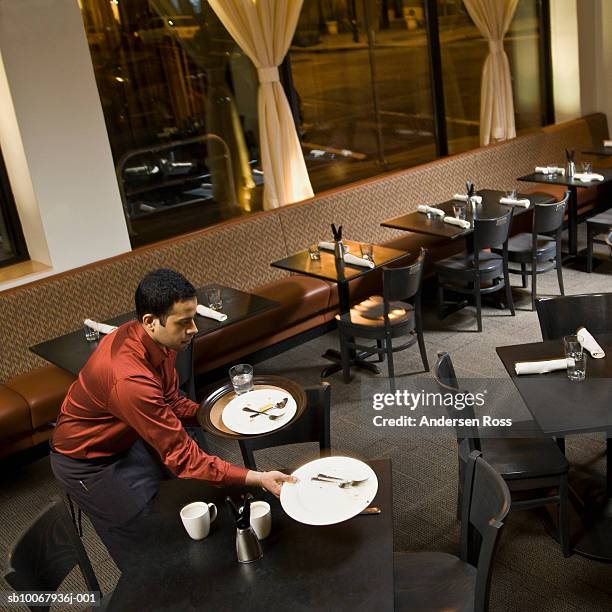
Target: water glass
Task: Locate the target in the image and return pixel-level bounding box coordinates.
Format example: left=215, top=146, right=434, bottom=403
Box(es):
left=84, top=324, right=100, bottom=342
left=308, top=244, right=320, bottom=261
left=505, top=189, right=518, bottom=200
left=206, top=286, right=223, bottom=311
left=360, top=243, right=373, bottom=261
left=452, top=203, right=466, bottom=220
left=229, top=364, right=254, bottom=395
left=563, top=335, right=586, bottom=381
left=582, top=161, right=593, bottom=175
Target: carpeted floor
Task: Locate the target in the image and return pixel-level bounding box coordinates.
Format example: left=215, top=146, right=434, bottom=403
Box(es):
left=1, top=235, right=612, bottom=611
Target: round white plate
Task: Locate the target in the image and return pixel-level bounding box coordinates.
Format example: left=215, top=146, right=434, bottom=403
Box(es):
left=221, top=388, right=297, bottom=435
left=280, top=456, right=378, bottom=526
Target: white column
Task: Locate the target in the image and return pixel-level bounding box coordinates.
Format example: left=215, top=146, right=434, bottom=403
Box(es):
left=0, top=0, right=130, bottom=288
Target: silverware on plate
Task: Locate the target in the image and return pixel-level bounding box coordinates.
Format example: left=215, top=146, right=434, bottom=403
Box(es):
left=248, top=397, right=288, bottom=419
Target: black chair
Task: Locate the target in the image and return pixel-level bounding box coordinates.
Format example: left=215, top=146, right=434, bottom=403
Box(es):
left=434, top=352, right=571, bottom=557
left=535, top=293, right=612, bottom=340
left=586, top=209, right=612, bottom=273
left=493, top=192, right=568, bottom=310
left=434, top=210, right=515, bottom=332
left=176, top=339, right=196, bottom=401
left=336, top=249, right=428, bottom=389
left=4, top=498, right=103, bottom=612
left=239, top=383, right=331, bottom=470
left=394, top=450, right=510, bottom=612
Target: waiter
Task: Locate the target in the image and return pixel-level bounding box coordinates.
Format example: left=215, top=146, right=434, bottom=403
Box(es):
left=51, top=268, right=292, bottom=568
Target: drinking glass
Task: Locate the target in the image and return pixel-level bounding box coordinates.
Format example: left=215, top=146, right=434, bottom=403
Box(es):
left=206, top=286, right=223, bottom=310
left=308, top=244, right=320, bottom=261
left=563, top=335, right=586, bottom=381
left=452, top=203, right=466, bottom=220
left=360, top=243, right=373, bottom=261
left=582, top=162, right=593, bottom=175
left=229, top=364, right=254, bottom=395
left=84, top=323, right=100, bottom=342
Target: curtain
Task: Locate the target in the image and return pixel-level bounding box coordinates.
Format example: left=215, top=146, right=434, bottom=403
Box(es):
left=463, top=0, right=519, bottom=146
left=208, top=0, right=314, bottom=209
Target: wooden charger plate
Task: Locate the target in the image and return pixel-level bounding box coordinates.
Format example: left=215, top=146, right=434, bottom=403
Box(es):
left=197, top=375, right=307, bottom=440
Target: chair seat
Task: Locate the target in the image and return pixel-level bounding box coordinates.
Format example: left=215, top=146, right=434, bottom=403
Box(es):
left=459, top=435, right=568, bottom=480
left=434, top=251, right=503, bottom=275
left=394, top=551, right=476, bottom=612
left=503, top=233, right=556, bottom=259
left=586, top=210, right=612, bottom=229
left=337, top=295, right=414, bottom=328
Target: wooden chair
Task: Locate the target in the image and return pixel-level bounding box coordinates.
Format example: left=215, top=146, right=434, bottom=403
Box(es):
left=434, top=352, right=571, bottom=557
left=336, top=249, right=428, bottom=390
left=434, top=210, right=515, bottom=332
left=394, top=451, right=510, bottom=612
left=4, top=498, right=103, bottom=612
left=492, top=193, right=568, bottom=310
left=239, top=383, right=331, bottom=470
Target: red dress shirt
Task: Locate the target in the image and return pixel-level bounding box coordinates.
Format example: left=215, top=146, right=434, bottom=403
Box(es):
left=53, top=320, right=248, bottom=486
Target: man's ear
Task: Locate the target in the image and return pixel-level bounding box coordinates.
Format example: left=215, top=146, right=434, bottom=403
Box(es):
left=142, top=313, right=157, bottom=332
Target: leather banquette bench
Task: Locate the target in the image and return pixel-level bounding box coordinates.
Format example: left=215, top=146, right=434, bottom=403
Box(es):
left=1, top=113, right=609, bottom=459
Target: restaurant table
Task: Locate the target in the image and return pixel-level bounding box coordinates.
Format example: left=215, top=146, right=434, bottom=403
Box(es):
left=197, top=374, right=307, bottom=440
left=105, top=458, right=394, bottom=611
left=582, top=146, right=612, bottom=157
left=271, top=240, right=408, bottom=378
left=29, top=284, right=278, bottom=376
left=517, top=168, right=612, bottom=261
left=497, top=335, right=612, bottom=562
left=380, top=189, right=551, bottom=240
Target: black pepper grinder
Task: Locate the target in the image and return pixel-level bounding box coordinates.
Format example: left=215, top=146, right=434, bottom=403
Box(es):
left=331, top=223, right=344, bottom=261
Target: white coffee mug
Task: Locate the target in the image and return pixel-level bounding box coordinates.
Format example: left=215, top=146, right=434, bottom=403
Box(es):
left=249, top=501, right=271, bottom=540
left=180, top=501, right=218, bottom=540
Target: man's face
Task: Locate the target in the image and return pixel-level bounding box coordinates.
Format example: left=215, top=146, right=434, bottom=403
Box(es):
left=145, top=297, right=198, bottom=351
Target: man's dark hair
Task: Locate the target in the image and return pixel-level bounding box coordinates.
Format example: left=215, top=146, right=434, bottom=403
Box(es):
left=135, top=269, right=196, bottom=325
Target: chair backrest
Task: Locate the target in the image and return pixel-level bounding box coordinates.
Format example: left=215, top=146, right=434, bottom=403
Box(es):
left=381, top=248, right=426, bottom=304
left=473, top=209, right=513, bottom=251
left=460, top=451, right=511, bottom=612
left=239, top=383, right=331, bottom=470
left=535, top=293, right=612, bottom=340
left=433, top=352, right=481, bottom=452
left=533, top=191, right=569, bottom=235
left=175, top=340, right=196, bottom=401
left=4, top=498, right=101, bottom=612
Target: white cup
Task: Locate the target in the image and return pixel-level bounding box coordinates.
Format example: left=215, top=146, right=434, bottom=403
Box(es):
left=180, top=501, right=218, bottom=540
left=249, top=501, right=272, bottom=540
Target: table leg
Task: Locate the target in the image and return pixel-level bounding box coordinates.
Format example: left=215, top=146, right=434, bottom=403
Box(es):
left=563, top=187, right=578, bottom=262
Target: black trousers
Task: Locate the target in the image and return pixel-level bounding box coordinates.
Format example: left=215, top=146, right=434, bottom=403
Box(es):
left=50, top=440, right=168, bottom=570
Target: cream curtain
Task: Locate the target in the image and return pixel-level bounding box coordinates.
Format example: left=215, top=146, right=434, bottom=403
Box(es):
left=463, top=0, right=519, bottom=146
left=208, top=0, right=314, bottom=209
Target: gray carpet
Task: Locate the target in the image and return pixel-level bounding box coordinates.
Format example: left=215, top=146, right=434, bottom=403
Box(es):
left=2, top=234, right=612, bottom=611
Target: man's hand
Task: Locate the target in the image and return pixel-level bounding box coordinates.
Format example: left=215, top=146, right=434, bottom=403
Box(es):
left=246, top=470, right=297, bottom=497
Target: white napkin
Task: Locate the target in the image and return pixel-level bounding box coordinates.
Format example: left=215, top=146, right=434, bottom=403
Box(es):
left=515, top=358, right=569, bottom=375
left=573, top=172, right=605, bottom=182
left=603, top=140, right=612, bottom=148
left=84, top=319, right=118, bottom=335
left=452, top=194, right=483, bottom=204
left=417, top=204, right=445, bottom=217
left=499, top=197, right=530, bottom=208
left=318, top=241, right=349, bottom=253
left=443, top=216, right=471, bottom=230
left=535, top=166, right=565, bottom=175
left=343, top=253, right=375, bottom=268
left=577, top=327, right=605, bottom=358
left=196, top=304, right=227, bottom=322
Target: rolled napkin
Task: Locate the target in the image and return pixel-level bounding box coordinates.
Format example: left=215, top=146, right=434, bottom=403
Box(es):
left=499, top=196, right=530, bottom=208
left=84, top=319, right=118, bottom=335
left=576, top=327, right=605, bottom=358
left=452, top=194, right=483, bottom=204
left=417, top=204, right=445, bottom=217
left=318, top=241, right=349, bottom=253
left=443, top=216, right=471, bottom=230
left=572, top=172, right=605, bottom=182
left=343, top=252, right=375, bottom=268
left=196, top=304, right=227, bottom=322
left=514, top=358, right=569, bottom=375
left=535, top=166, right=565, bottom=175
left=604, top=140, right=612, bottom=148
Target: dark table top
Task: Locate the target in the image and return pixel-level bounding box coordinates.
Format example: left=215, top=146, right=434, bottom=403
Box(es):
left=380, top=189, right=548, bottom=239
left=271, top=240, right=408, bottom=284
left=107, top=459, right=394, bottom=612
left=496, top=334, right=612, bottom=437
left=582, top=147, right=612, bottom=157
left=29, top=285, right=278, bottom=376
left=517, top=168, right=612, bottom=188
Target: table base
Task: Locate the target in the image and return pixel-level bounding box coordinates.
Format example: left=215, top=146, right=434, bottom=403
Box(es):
left=321, top=349, right=380, bottom=379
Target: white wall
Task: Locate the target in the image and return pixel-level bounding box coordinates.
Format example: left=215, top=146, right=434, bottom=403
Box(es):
left=0, top=0, right=130, bottom=289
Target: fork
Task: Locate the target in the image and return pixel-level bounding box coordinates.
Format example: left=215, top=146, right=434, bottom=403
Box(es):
left=311, top=473, right=370, bottom=488
left=241, top=407, right=284, bottom=420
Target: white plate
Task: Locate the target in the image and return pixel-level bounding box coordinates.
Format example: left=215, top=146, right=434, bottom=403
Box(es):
left=280, top=456, right=378, bottom=526
left=221, top=388, right=297, bottom=435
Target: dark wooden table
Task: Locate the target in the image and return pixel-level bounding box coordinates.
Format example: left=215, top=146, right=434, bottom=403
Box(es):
left=582, top=147, right=612, bottom=157
left=106, top=459, right=394, bottom=611
left=271, top=240, right=408, bottom=378
left=517, top=168, right=612, bottom=260
left=497, top=335, right=612, bottom=562
left=380, top=189, right=549, bottom=240
left=29, top=284, right=278, bottom=376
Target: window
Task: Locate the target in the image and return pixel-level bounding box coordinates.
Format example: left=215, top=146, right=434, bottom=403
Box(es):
left=0, top=148, right=28, bottom=268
